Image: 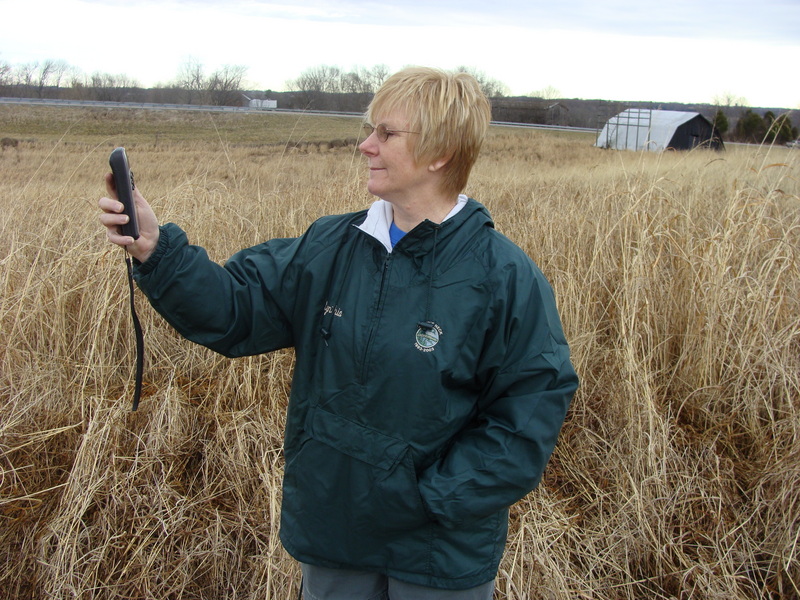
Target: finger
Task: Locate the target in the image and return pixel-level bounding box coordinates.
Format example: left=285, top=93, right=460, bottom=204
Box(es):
left=133, top=187, right=146, bottom=206
left=99, top=211, right=129, bottom=227
left=103, top=219, right=136, bottom=246
left=102, top=218, right=135, bottom=244
left=98, top=196, right=124, bottom=213
left=104, top=172, right=117, bottom=199
left=107, top=229, right=135, bottom=244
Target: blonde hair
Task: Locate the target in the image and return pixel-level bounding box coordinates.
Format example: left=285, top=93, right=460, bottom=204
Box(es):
left=367, top=67, right=491, bottom=197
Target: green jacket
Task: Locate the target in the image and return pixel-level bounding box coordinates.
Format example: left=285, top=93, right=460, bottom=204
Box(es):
left=135, top=197, right=578, bottom=590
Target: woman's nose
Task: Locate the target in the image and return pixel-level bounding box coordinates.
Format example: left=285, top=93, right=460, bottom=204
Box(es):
left=359, top=134, right=377, bottom=156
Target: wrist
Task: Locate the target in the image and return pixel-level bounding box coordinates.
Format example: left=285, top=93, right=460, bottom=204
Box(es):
left=131, top=225, right=170, bottom=275
left=128, top=236, right=158, bottom=264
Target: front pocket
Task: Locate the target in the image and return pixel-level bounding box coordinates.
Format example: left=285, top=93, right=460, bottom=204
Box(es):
left=307, top=407, right=407, bottom=470
left=286, top=407, right=430, bottom=543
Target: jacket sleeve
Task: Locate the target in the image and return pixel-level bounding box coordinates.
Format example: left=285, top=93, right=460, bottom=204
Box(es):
left=417, top=264, right=579, bottom=528
left=133, top=222, right=303, bottom=357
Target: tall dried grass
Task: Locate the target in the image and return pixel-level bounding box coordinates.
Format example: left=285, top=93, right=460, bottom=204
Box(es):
left=1, top=107, right=798, bottom=599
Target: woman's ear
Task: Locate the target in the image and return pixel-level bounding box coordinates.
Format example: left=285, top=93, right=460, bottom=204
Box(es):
left=428, top=155, right=452, bottom=172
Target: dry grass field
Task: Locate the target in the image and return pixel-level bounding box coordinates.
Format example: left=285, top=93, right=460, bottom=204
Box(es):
left=1, top=105, right=798, bottom=599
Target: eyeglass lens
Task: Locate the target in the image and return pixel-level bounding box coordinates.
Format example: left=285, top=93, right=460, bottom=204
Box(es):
left=362, top=123, right=388, bottom=142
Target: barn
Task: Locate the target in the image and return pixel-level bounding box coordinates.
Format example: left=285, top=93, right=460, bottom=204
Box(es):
left=596, top=108, right=724, bottom=151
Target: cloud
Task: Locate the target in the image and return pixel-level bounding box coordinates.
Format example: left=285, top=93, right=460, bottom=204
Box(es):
left=68, top=0, right=800, bottom=41
left=217, top=0, right=800, bottom=43
left=1, top=0, right=798, bottom=107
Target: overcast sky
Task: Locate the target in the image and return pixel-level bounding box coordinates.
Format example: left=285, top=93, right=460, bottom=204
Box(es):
left=1, top=0, right=798, bottom=108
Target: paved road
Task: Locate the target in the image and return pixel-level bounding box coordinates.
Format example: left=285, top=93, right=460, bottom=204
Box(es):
left=0, top=96, right=597, bottom=134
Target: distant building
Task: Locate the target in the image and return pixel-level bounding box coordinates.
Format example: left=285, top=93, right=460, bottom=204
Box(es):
left=248, top=98, right=277, bottom=110
left=491, top=98, right=569, bottom=126
left=596, top=109, right=724, bottom=151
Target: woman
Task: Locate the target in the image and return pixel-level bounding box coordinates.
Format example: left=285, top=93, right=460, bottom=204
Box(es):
left=99, top=67, right=578, bottom=600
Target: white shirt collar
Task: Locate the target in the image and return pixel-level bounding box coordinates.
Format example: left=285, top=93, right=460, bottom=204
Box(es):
left=357, top=195, right=468, bottom=253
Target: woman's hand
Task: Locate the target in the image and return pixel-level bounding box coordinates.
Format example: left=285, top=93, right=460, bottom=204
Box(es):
left=98, top=172, right=160, bottom=263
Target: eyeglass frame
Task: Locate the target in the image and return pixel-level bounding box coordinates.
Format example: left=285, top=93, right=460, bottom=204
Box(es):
left=362, top=122, right=420, bottom=143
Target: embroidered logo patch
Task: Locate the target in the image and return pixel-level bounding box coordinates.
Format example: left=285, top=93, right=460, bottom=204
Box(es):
left=323, top=302, right=343, bottom=318
left=415, top=322, right=443, bottom=352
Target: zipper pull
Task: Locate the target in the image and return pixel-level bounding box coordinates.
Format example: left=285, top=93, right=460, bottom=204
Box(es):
left=320, top=327, right=331, bottom=347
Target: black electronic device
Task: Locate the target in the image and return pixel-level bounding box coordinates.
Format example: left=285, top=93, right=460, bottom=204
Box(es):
left=108, top=147, right=144, bottom=410
left=109, top=147, right=139, bottom=239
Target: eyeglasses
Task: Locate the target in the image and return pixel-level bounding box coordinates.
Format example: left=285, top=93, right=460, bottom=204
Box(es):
left=362, top=122, right=420, bottom=143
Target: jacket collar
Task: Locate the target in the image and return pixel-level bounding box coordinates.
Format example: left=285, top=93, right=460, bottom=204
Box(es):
left=357, top=195, right=472, bottom=253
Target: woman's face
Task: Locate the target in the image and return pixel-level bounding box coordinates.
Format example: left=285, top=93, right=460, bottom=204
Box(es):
left=359, top=108, right=439, bottom=204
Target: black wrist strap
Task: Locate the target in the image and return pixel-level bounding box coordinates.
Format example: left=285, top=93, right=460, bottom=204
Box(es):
left=125, top=255, right=144, bottom=411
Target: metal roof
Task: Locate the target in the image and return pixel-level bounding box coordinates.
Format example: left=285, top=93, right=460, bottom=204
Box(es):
left=595, top=109, right=704, bottom=151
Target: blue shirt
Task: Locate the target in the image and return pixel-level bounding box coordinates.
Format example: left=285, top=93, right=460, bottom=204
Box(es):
left=389, top=221, right=407, bottom=248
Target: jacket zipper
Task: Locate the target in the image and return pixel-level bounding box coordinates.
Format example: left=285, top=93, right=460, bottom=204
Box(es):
left=358, top=253, right=393, bottom=384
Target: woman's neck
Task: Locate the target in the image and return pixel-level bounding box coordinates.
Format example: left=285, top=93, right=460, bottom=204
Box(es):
left=390, top=193, right=458, bottom=232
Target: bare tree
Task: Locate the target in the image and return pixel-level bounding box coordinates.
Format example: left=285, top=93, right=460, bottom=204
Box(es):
left=173, top=59, right=246, bottom=106
left=288, top=64, right=391, bottom=95
left=15, top=63, right=37, bottom=89
left=0, top=60, right=11, bottom=91
left=50, top=60, right=69, bottom=92
left=367, top=64, right=390, bottom=91
left=64, top=66, right=88, bottom=99
left=176, top=58, right=206, bottom=104
left=286, top=64, right=394, bottom=110
left=287, top=65, right=341, bottom=110
left=341, top=69, right=367, bottom=94
left=530, top=85, right=561, bottom=100
left=340, top=65, right=390, bottom=94
left=206, top=64, right=247, bottom=106
left=88, top=72, right=140, bottom=102
left=289, top=65, right=344, bottom=93
left=34, top=59, right=69, bottom=98
left=35, top=60, right=54, bottom=98
left=455, top=66, right=509, bottom=98
left=713, top=91, right=748, bottom=108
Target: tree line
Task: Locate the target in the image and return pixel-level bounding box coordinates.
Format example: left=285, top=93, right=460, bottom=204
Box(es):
left=0, top=57, right=252, bottom=106
left=1, top=57, right=795, bottom=141
left=0, top=58, right=507, bottom=106
left=713, top=108, right=797, bottom=145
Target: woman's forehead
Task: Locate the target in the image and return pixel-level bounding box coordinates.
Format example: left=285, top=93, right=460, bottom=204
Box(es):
left=370, top=103, right=411, bottom=126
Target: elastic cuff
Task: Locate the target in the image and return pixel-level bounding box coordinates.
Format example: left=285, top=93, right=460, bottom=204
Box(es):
left=133, top=224, right=172, bottom=276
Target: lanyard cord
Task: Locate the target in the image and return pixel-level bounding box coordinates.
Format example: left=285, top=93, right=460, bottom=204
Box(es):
left=125, top=255, right=144, bottom=411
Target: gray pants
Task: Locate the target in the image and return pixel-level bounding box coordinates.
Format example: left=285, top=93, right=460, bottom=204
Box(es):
left=301, top=563, right=495, bottom=600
